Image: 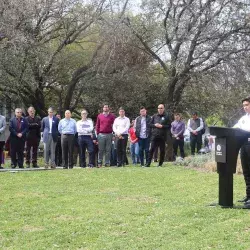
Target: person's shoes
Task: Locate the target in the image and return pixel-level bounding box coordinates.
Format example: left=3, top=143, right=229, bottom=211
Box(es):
left=33, top=164, right=39, bottom=168
left=0, top=166, right=3, bottom=169
left=105, top=163, right=110, bottom=167
left=19, top=166, right=24, bottom=168
left=244, top=199, right=250, bottom=206
left=117, top=164, right=122, bottom=167
left=63, top=166, right=68, bottom=169
left=11, top=165, right=16, bottom=169
left=26, top=163, right=30, bottom=168
left=51, top=164, right=56, bottom=169
left=238, top=197, right=248, bottom=203
left=141, top=165, right=145, bottom=168
left=157, top=164, right=162, bottom=167
left=145, top=163, right=150, bottom=167
left=97, top=164, right=102, bottom=168
left=44, top=164, right=49, bottom=169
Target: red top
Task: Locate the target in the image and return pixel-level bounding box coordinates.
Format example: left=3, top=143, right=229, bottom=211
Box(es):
left=129, top=127, right=138, bottom=144
left=96, top=113, right=116, bottom=134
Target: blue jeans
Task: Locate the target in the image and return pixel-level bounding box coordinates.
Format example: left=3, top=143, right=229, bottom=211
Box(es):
left=78, top=135, right=94, bottom=167
left=138, top=137, right=150, bottom=166
left=130, top=142, right=140, bottom=164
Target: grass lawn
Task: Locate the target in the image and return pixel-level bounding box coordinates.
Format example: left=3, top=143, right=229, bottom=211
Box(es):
left=0, top=164, right=250, bottom=249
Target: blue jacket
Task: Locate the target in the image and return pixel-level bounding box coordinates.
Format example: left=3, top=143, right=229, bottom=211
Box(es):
left=9, top=116, right=29, bottom=140
left=41, top=116, right=59, bottom=143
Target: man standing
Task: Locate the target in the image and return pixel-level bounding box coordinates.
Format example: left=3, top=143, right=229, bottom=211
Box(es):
left=77, top=109, right=94, bottom=168
left=171, top=113, right=185, bottom=160
left=0, top=114, right=6, bottom=169
left=146, top=104, right=171, bottom=167
left=135, top=107, right=151, bottom=167
left=55, top=114, right=62, bottom=167
left=58, top=110, right=77, bottom=169
left=96, top=104, right=115, bottom=167
left=25, top=107, right=41, bottom=168
left=9, top=108, right=28, bottom=168
left=233, top=97, right=250, bottom=206
left=41, top=107, right=59, bottom=169
left=187, top=112, right=204, bottom=155
left=113, top=107, right=130, bottom=167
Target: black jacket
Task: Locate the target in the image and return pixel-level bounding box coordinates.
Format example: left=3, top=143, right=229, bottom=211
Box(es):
left=135, top=115, right=151, bottom=139
left=150, top=112, right=171, bottom=140
left=26, top=116, right=41, bottom=140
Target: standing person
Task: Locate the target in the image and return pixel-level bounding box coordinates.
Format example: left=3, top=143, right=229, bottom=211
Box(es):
left=25, top=107, right=41, bottom=168
left=113, top=107, right=130, bottom=167
left=9, top=108, right=28, bottom=168
left=135, top=107, right=151, bottom=167
left=96, top=104, right=115, bottom=167
left=0, top=114, right=6, bottom=169
left=41, top=107, right=59, bottom=169
left=76, top=109, right=94, bottom=168
left=58, top=110, right=77, bottom=169
left=55, top=114, right=62, bottom=167
left=146, top=104, right=171, bottom=167
left=233, top=97, right=250, bottom=205
left=171, top=113, right=185, bottom=160
left=128, top=119, right=139, bottom=165
left=187, top=112, right=204, bottom=155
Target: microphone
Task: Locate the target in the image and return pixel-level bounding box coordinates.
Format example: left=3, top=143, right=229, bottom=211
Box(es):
left=211, top=107, right=243, bottom=126
left=226, top=107, right=244, bottom=127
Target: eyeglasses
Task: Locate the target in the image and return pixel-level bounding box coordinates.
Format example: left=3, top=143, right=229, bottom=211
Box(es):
left=158, top=108, right=164, bottom=109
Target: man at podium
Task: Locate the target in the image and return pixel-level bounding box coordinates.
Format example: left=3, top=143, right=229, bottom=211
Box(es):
left=233, top=97, right=250, bottom=206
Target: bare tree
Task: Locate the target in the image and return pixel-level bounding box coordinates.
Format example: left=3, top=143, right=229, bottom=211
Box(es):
left=124, top=0, right=250, bottom=112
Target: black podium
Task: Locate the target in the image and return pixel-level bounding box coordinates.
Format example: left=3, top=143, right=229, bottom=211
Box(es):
left=209, top=126, right=250, bottom=208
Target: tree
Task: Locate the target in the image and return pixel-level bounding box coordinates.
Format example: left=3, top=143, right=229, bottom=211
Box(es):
left=0, top=0, right=109, bottom=117
left=124, top=0, right=250, bottom=112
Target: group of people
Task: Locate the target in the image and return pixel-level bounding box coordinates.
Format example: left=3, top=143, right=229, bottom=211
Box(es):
left=0, top=104, right=207, bottom=169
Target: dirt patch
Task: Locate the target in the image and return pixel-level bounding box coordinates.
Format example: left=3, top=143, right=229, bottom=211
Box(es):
left=117, top=196, right=157, bottom=203
left=22, top=225, right=45, bottom=232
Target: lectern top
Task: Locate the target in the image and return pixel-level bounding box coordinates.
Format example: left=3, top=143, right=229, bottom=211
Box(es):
left=209, top=126, right=250, bottom=137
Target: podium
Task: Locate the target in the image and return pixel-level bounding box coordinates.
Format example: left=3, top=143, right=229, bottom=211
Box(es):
left=209, top=126, right=250, bottom=208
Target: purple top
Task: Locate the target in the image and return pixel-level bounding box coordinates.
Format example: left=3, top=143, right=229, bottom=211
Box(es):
left=171, top=120, right=185, bottom=138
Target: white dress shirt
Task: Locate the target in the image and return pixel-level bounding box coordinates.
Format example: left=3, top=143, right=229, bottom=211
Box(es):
left=49, top=117, right=53, bottom=133
left=113, top=116, right=130, bottom=135
left=76, top=119, right=94, bottom=136
left=233, top=113, right=250, bottom=132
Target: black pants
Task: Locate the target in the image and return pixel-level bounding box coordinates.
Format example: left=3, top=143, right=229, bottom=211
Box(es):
left=149, top=137, right=166, bottom=165
left=61, top=134, right=75, bottom=168
left=173, top=138, right=185, bottom=159
left=116, top=134, right=128, bottom=166
left=240, top=144, right=250, bottom=198
left=55, top=136, right=62, bottom=166
left=190, top=134, right=202, bottom=155
left=0, top=141, right=5, bottom=165
left=10, top=137, right=25, bottom=167
left=26, top=138, right=39, bottom=165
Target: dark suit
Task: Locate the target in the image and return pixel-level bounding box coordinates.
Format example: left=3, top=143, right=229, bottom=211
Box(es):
left=9, top=117, right=28, bottom=168
left=41, top=116, right=59, bottom=167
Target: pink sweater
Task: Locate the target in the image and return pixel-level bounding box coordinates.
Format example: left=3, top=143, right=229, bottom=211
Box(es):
left=96, top=113, right=116, bottom=134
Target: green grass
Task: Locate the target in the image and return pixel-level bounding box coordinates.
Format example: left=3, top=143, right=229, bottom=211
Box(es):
left=0, top=165, right=250, bottom=249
